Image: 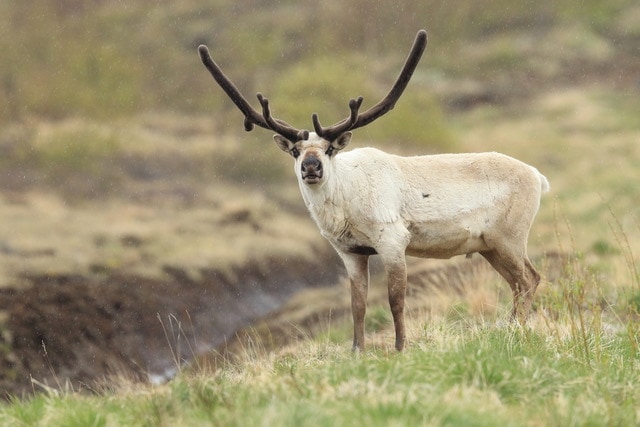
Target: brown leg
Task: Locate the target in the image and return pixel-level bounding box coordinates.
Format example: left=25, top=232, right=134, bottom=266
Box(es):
left=341, top=253, right=370, bottom=351
left=481, top=249, right=537, bottom=323
left=376, top=225, right=411, bottom=350
left=385, top=259, right=407, bottom=351
left=520, top=257, right=542, bottom=318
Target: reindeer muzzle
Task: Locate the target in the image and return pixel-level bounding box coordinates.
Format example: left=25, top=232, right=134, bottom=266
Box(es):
left=301, top=156, right=323, bottom=184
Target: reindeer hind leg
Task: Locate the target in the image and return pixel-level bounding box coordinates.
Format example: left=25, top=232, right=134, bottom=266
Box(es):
left=481, top=248, right=535, bottom=323
left=521, top=257, right=542, bottom=317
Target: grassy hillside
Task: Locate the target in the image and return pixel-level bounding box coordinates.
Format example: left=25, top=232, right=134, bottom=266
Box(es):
left=1, top=309, right=638, bottom=425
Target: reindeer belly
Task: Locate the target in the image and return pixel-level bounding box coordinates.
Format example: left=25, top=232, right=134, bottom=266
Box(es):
left=405, top=221, right=489, bottom=259
left=329, top=228, right=379, bottom=256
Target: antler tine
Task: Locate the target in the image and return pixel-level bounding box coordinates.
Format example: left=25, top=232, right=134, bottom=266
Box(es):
left=312, top=96, right=363, bottom=138
left=312, top=30, right=428, bottom=142
left=198, top=44, right=308, bottom=141
left=257, top=94, right=309, bottom=142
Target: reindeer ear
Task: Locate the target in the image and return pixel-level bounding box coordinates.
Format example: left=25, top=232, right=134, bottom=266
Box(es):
left=273, top=135, right=300, bottom=158
left=331, top=131, right=352, bottom=152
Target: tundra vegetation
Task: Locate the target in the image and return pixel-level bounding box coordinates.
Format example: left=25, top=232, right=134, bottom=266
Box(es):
left=1, top=0, right=640, bottom=425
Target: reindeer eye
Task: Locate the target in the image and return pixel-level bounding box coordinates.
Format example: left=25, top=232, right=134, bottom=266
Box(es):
left=325, top=146, right=334, bottom=157
left=291, top=147, right=300, bottom=158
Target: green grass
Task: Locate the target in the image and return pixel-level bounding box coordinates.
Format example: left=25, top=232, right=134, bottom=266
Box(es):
left=1, top=316, right=637, bottom=426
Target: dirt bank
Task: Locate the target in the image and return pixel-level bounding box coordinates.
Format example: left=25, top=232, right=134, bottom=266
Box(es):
left=0, top=251, right=342, bottom=397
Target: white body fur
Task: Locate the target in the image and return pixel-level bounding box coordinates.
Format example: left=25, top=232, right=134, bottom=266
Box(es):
left=300, top=143, right=549, bottom=260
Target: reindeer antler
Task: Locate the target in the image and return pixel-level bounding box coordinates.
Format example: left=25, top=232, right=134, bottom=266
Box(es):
left=312, top=29, right=428, bottom=142
left=198, top=45, right=309, bottom=142
left=198, top=29, right=427, bottom=143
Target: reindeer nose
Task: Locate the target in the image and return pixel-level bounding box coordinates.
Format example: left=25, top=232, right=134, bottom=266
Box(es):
left=301, top=156, right=322, bottom=173
left=301, top=155, right=323, bottom=183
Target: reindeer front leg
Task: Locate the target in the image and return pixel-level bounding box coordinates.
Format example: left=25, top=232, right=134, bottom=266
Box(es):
left=378, top=226, right=411, bottom=351
left=340, top=252, right=370, bottom=351
left=384, top=256, right=408, bottom=351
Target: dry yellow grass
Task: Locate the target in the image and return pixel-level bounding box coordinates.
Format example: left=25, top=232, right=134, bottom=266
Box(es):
left=0, top=188, right=326, bottom=287
left=0, top=115, right=328, bottom=287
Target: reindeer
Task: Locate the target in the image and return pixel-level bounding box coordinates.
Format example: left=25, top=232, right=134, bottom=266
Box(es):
left=198, top=30, right=549, bottom=351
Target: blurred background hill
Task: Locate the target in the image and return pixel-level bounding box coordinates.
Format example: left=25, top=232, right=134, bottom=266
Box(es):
left=1, top=0, right=638, bottom=127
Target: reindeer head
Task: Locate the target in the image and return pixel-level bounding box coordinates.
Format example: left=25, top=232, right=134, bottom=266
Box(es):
left=272, top=132, right=351, bottom=186
left=197, top=30, right=428, bottom=186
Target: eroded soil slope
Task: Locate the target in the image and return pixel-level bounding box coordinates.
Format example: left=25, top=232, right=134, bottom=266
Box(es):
left=0, top=251, right=342, bottom=397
